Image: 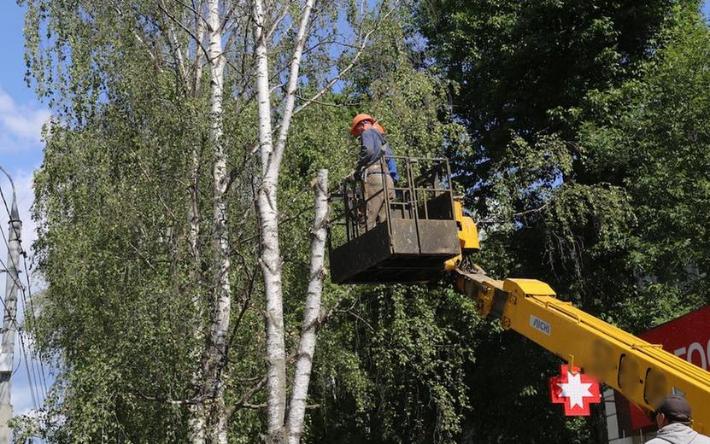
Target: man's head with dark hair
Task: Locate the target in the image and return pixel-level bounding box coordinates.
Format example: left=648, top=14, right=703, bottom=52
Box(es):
left=654, top=394, right=692, bottom=426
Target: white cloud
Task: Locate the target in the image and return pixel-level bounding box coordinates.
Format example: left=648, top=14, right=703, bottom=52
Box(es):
left=3, top=110, right=51, bottom=142
left=0, top=90, right=14, bottom=113
left=0, top=88, right=50, bottom=152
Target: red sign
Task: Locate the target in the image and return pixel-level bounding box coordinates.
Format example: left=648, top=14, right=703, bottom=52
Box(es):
left=627, top=306, right=710, bottom=430
left=550, top=364, right=601, bottom=416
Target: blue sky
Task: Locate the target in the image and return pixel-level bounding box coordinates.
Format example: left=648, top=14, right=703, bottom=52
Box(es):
left=0, top=2, right=46, bottom=171
left=0, top=0, right=52, bottom=425
left=0, top=0, right=709, bottom=433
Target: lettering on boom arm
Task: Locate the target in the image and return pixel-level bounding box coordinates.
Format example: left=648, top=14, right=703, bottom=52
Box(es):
left=530, top=315, right=552, bottom=336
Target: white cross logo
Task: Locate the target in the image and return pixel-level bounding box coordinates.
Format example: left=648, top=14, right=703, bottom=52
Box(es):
left=557, top=371, right=593, bottom=408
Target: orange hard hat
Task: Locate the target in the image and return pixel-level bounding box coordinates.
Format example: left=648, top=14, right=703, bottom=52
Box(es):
left=350, top=113, right=375, bottom=136
left=373, top=122, right=385, bottom=134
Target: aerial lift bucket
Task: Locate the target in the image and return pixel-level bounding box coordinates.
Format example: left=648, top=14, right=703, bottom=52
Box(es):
left=328, top=156, right=477, bottom=284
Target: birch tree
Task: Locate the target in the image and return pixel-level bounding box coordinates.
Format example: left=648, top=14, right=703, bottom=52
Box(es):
left=23, top=0, right=389, bottom=441
left=190, top=0, right=228, bottom=441
left=23, top=0, right=247, bottom=440
left=250, top=1, right=390, bottom=440
left=286, top=170, right=328, bottom=443
left=252, top=0, right=315, bottom=438
left=22, top=0, right=710, bottom=442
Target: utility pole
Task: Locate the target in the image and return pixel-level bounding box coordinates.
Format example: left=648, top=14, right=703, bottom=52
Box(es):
left=0, top=172, right=21, bottom=444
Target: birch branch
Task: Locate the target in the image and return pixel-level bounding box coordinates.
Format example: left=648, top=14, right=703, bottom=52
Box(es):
left=293, top=6, right=395, bottom=116
left=187, top=2, right=205, bottom=93
left=192, top=14, right=206, bottom=95
left=171, top=0, right=209, bottom=25
left=136, top=392, right=214, bottom=405
left=219, top=0, right=241, bottom=32
left=285, top=169, right=328, bottom=444
left=159, top=0, right=211, bottom=62
left=227, top=375, right=269, bottom=418
left=111, top=5, right=162, bottom=69
left=266, top=0, right=315, bottom=179
left=253, top=0, right=274, bottom=176
left=163, top=14, right=189, bottom=87
left=266, top=1, right=294, bottom=41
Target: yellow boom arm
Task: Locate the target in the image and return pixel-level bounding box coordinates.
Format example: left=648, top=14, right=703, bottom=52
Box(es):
left=455, top=269, right=710, bottom=433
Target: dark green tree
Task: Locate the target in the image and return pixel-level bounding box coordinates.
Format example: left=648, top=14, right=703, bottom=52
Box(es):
left=576, top=5, right=710, bottom=327
left=407, top=1, right=709, bottom=443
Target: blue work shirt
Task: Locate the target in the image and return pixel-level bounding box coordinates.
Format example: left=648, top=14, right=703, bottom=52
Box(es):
left=356, top=128, right=385, bottom=170
left=356, top=128, right=399, bottom=181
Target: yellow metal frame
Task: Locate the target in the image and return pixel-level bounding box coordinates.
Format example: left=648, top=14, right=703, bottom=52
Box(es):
left=456, top=271, right=710, bottom=433
left=444, top=198, right=480, bottom=271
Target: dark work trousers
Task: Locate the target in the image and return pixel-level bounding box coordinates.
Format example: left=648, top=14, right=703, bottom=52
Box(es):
left=363, top=163, right=395, bottom=230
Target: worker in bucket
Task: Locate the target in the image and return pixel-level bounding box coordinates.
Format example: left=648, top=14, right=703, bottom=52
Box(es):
left=348, top=113, right=396, bottom=230
left=645, top=394, right=710, bottom=444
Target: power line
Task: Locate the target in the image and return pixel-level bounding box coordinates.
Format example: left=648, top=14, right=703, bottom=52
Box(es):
left=0, top=170, right=51, bottom=414
left=0, top=208, right=49, bottom=404
left=21, top=254, right=49, bottom=398
left=17, top=332, right=39, bottom=411
left=22, top=328, right=44, bottom=402
left=17, top=280, right=46, bottom=401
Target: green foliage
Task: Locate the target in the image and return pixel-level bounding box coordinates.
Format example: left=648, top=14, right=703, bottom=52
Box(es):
left=29, top=81, right=208, bottom=441
left=577, top=5, right=710, bottom=328
left=415, top=0, right=709, bottom=442
left=19, top=0, right=710, bottom=442
left=417, top=0, right=689, bottom=210
left=307, top=286, right=481, bottom=443
left=21, top=0, right=472, bottom=440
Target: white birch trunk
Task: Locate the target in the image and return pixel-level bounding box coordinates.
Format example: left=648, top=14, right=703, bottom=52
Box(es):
left=258, top=180, right=288, bottom=443
left=286, top=169, right=328, bottom=444
left=198, top=0, right=230, bottom=442
left=253, top=0, right=287, bottom=432
left=268, top=0, right=315, bottom=175
left=187, top=7, right=208, bottom=443
left=211, top=384, right=229, bottom=444
left=253, top=1, right=316, bottom=441
left=253, top=0, right=274, bottom=178
left=187, top=384, right=207, bottom=443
